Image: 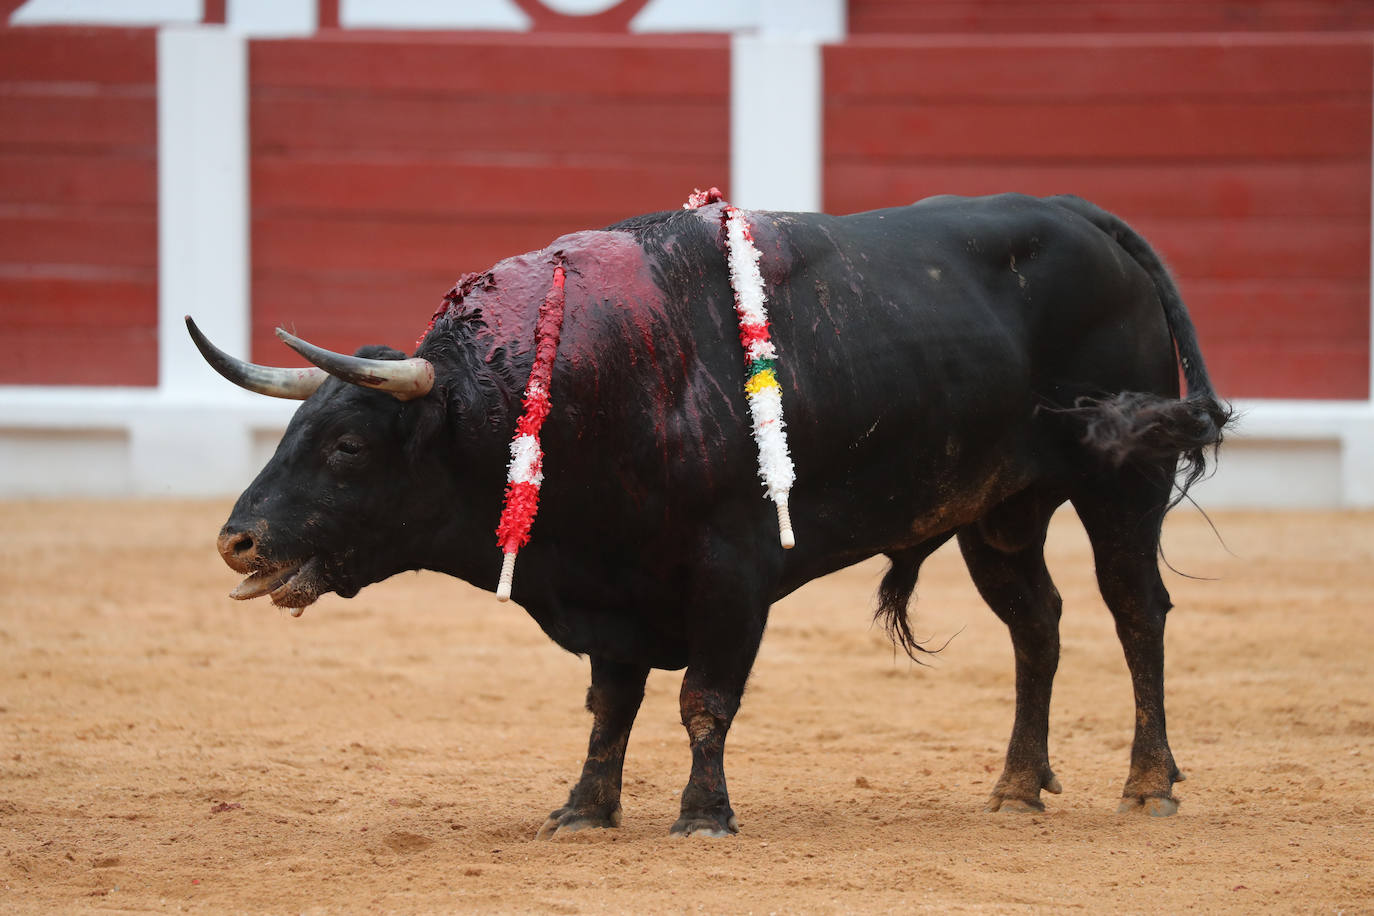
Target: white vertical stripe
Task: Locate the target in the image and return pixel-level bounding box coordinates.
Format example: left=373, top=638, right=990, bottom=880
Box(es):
left=341, top=0, right=529, bottom=30
left=158, top=26, right=249, bottom=395
left=730, top=33, right=822, bottom=213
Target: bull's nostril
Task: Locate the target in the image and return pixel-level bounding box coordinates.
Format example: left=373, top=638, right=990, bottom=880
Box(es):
left=217, top=525, right=260, bottom=569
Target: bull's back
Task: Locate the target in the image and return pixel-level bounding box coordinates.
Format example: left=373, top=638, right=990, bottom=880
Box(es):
left=745, top=195, right=1176, bottom=565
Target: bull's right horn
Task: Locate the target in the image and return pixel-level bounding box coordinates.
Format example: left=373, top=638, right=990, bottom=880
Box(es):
left=186, top=315, right=326, bottom=400
left=275, top=328, right=434, bottom=401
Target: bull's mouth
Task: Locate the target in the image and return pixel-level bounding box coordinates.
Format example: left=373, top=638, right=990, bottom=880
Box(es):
left=229, top=557, right=322, bottom=616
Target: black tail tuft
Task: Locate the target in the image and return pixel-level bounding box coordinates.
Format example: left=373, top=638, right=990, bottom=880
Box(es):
left=875, top=552, right=941, bottom=663
left=1062, top=391, right=1234, bottom=510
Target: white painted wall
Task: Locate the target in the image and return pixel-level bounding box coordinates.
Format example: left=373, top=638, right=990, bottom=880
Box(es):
left=340, top=0, right=529, bottom=31
left=1190, top=402, right=1374, bottom=508
left=227, top=0, right=314, bottom=36
left=632, top=0, right=844, bottom=38
left=11, top=0, right=200, bottom=27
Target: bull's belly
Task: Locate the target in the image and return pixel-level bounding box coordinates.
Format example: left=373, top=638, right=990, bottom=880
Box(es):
left=762, top=445, right=1040, bottom=601
left=520, top=574, right=691, bottom=669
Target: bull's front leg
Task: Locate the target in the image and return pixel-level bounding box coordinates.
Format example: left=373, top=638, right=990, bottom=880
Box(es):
left=537, top=657, right=649, bottom=839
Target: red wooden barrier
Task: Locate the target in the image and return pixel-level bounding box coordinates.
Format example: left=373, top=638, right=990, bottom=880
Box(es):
left=825, top=35, right=1372, bottom=399
left=1, top=19, right=1368, bottom=401
left=848, top=0, right=1374, bottom=34
left=0, top=27, right=158, bottom=387
left=248, top=33, right=729, bottom=365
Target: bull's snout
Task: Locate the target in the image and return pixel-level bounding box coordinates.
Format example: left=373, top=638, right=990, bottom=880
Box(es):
left=217, top=523, right=261, bottom=573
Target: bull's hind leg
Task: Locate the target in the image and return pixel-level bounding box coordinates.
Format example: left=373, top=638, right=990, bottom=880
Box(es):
left=537, top=657, right=650, bottom=838
left=959, top=488, right=1066, bottom=813
left=1071, top=471, right=1184, bottom=817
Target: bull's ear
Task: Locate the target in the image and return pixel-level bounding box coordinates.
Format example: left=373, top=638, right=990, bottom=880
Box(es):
left=275, top=328, right=434, bottom=401
left=403, top=386, right=449, bottom=465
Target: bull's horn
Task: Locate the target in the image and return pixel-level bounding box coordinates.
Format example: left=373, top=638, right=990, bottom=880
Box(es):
left=275, top=328, right=434, bottom=401
left=185, top=315, right=326, bottom=400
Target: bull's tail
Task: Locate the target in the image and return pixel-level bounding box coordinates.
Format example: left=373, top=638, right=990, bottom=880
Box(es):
left=1049, top=195, right=1234, bottom=508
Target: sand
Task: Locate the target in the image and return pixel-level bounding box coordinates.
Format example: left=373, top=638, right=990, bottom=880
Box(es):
left=1, top=500, right=1371, bottom=913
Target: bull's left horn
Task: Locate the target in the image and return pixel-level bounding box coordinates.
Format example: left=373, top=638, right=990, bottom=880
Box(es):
left=186, top=316, right=327, bottom=399
left=275, top=328, right=434, bottom=401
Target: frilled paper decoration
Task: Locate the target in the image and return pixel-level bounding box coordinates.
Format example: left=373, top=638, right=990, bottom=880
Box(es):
left=685, top=188, right=796, bottom=548
left=494, top=263, right=566, bottom=600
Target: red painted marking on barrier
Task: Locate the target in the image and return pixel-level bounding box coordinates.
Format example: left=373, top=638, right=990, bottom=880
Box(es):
left=510, top=0, right=652, bottom=33
left=317, top=0, right=339, bottom=29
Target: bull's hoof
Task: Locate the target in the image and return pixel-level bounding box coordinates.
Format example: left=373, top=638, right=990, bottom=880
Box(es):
left=985, top=770, right=1062, bottom=813
left=669, top=811, right=739, bottom=838
left=1117, top=795, right=1179, bottom=817
left=985, top=795, right=1045, bottom=813
left=535, top=804, right=621, bottom=840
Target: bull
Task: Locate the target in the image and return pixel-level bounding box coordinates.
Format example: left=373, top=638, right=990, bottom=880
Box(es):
left=188, top=193, right=1231, bottom=836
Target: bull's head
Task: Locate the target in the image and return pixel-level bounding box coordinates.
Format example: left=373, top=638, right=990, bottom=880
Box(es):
left=187, top=317, right=454, bottom=615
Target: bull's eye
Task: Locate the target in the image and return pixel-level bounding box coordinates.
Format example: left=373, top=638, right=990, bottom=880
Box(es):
left=334, top=436, right=364, bottom=456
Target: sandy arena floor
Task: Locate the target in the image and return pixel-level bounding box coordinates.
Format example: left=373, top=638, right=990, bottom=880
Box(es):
left=0, top=500, right=1371, bottom=913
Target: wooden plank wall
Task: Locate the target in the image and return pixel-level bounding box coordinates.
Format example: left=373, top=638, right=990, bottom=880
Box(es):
left=824, top=36, right=1372, bottom=399
left=1, top=20, right=1368, bottom=401
left=248, top=32, right=729, bottom=364
left=848, top=0, right=1374, bottom=34
left=0, top=27, right=159, bottom=386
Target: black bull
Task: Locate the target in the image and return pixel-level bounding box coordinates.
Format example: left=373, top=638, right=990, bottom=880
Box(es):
left=191, top=194, right=1231, bottom=836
